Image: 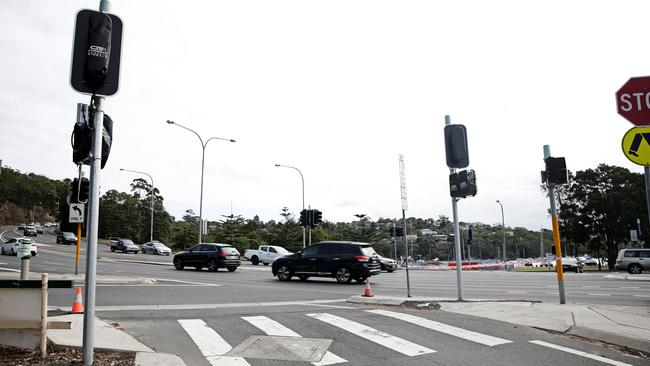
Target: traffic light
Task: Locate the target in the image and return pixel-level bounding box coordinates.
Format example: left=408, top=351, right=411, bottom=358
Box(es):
left=71, top=105, right=113, bottom=169
left=544, top=157, right=568, bottom=185
left=70, top=10, right=123, bottom=96
left=299, top=209, right=308, bottom=227
left=79, top=177, right=90, bottom=202
left=444, top=124, right=469, bottom=169
left=467, top=225, right=473, bottom=245
left=395, top=226, right=404, bottom=237
left=311, top=210, right=322, bottom=227
left=449, top=169, right=477, bottom=198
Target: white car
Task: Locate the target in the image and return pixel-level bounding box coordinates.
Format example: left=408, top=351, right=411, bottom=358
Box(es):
left=140, top=241, right=172, bottom=255
left=1, top=238, right=37, bottom=256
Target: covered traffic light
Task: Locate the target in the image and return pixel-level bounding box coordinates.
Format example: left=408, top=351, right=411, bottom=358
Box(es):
left=311, top=210, right=323, bottom=227
left=299, top=209, right=308, bottom=228
left=449, top=169, right=477, bottom=198
left=395, top=226, right=404, bottom=237
left=71, top=106, right=113, bottom=169
left=544, top=157, right=568, bottom=185
left=444, top=124, right=469, bottom=169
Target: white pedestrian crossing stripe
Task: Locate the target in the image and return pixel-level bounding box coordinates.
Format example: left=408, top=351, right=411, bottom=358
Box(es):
left=306, top=313, right=435, bottom=357
left=367, top=309, right=512, bottom=346
left=178, top=319, right=250, bottom=366
left=242, top=316, right=347, bottom=366
left=529, top=340, right=632, bottom=366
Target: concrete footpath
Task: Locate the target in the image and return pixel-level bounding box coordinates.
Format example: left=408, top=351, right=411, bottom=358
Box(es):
left=47, top=313, right=185, bottom=366
left=349, top=295, right=650, bottom=354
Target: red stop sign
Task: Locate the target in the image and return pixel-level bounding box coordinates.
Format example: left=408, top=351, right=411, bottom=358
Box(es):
left=616, top=76, right=650, bottom=126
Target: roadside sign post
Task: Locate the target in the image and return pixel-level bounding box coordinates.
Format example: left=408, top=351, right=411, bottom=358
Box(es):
left=617, top=76, right=650, bottom=228
left=76, top=224, right=82, bottom=275
left=18, top=241, right=32, bottom=280
left=398, top=154, right=411, bottom=297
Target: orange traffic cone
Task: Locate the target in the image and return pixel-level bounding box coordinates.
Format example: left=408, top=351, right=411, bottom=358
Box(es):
left=70, top=287, right=84, bottom=314
left=362, top=278, right=374, bottom=297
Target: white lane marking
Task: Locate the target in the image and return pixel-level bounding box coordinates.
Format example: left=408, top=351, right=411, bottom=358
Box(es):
left=178, top=319, right=250, bottom=366
left=588, top=293, right=611, bottom=297
left=529, top=340, right=631, bottom=366
left=154, top=278, right=221, bottom=286
left=507, top=291, right=528, bottom=294
left=634, top=295, right=650, bottom=298
left=582, top=285, right=601, bottom=288
left=95, top=299, right=349, bottom=312
left=367, top=309, right=511, bottom=347
left=546, top=292, right=557, bottom=295
left=621, top=286, right=640, bottom=289
left=307, top=313, right=435, bottom=357
left=0, top=230, right=10, bottom=241
left=0, top=267, right=20, bottom=272
left=242, top=316, right=347, bottom=366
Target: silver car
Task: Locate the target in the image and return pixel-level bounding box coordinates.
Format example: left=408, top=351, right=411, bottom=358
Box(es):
left=615, top=248, right=650, bottom=274
left=141, top=241, right=172, bottom=256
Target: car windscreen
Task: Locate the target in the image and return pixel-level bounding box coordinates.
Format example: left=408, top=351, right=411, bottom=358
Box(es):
left=361, top=246, right=377, bottom=256
left=18, top=239, right=34, bottom=244
left=154, top=243, right=167, bottom=248
left=123, top=240, right=134, bottom=245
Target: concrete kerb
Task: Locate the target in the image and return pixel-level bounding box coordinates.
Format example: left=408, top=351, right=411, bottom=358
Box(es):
left=604, top=274, right=650, bottom=281
left=0, top=272, right=157, bottom=286
left=347, top=296, right=650, bottom=354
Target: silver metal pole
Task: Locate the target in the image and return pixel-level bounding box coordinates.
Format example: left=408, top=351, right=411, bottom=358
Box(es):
left=402, top=209, right=411, bottom=297
left=540, top=228, right=544, bottom=258
left=83, top=95, right=104, bottom=365
left=199, top=144, right=206, bottom=243
left=497, top=200, right=506, bottom=266
left=446, top=115, right=464, bottom=301
left=275, top=164, right=306, bottom=249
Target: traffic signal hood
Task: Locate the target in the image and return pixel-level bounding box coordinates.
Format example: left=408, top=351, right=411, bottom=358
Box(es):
left=444, top=124, right=469, bottom=169
left=544, top=157, right=568, bottom=185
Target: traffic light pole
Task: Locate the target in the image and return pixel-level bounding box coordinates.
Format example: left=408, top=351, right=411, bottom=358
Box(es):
left=82, top=94, right=104, bottom=365
left=402, top=209, right=411, bottom=297
left=544, top=145, right=566, bottom=304
left=446, top=115, right=464, bottom=301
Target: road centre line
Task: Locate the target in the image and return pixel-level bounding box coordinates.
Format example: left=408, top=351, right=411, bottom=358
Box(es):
left=242, top=316, right=347, bottom=366
left=582, top=285, right=601, bottom=288
left=307, top=313, right=435, bottom=357
left=529, top=340, right=631, bottom=366
left=621, top=286, right=640, bottom=289
left=634, top=295, right=650, bottom=298
left=588, top=293, right=611, bottom=296
left=368, top=309, right=511, bottom=347
left=93, top=299, right=350, bottom=312
left=178, top=319, right=250, bottom=366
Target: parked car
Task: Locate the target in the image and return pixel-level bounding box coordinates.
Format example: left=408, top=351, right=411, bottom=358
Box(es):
left=271, top=241, right=381, bottom=284
left=1, top=238, right=37, bottom=256
left=35, top=225, right=44, bottom=234
left=561, top=257, right=584, bottom=273
left=57, top=232, right=77, bottom=245
left=110, top=238, right=140, bottom=254
left=244, top=245, right=291, bottom=265
left=23, top=225, right=38, bottom=237
left=173, top=243, right=241, bottom=272
left=141, top=241, right=172, bottom=255
left=17, top=223, right=26, bottom=230
left=377, top=255, right=398, bottom=272
left=615, top=248, right=650, bottom=274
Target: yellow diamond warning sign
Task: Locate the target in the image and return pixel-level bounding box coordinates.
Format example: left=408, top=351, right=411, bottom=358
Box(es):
left=622, top=126, right=650, bottom=165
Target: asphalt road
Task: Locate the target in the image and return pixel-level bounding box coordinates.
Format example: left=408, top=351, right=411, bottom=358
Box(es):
left=1, top=226, right=649, bottom=365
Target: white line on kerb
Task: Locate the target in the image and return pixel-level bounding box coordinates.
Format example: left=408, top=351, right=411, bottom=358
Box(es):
left=242, top=316, right=346, bottom=366
left=178, top=319, right=250, bottom=366
left=367, top=309, right=511, bottom=347
left=0, top=267, right=20, bottom=273
left=307, top=313, right=435, bottom=357
left=95, top=299, right=349, bottom=312
left=529, top=340, right=631, bottom=366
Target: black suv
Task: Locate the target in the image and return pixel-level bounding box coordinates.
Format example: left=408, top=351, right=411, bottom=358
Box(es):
left=272, top=241, right=381, bottom=283
left=173, top=243, right=241, bottom=272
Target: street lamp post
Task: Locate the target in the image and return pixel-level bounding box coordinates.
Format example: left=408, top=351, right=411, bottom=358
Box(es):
left=275, top=164, right=306, bottom=249
left=167, top=120, right=235, bottom=243
left=496, top=200, right=506, bottom=265
left=120, top=168, right=154, bottom=244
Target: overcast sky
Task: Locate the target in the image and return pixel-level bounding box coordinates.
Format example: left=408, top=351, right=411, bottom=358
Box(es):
left=1, top=0, right=648, bottom=231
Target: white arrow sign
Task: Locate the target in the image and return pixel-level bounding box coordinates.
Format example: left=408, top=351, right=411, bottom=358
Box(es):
left=69, top=203, right=85, bottom=223
left=399, top=154, right=408, bottom=211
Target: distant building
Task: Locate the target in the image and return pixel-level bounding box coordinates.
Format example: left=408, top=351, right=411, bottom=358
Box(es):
left=420, top=229, right=436, bottom=236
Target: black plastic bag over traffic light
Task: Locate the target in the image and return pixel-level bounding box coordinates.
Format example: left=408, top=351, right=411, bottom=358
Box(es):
left=71, top=106, right=113, bottom=169
left=444, top=124, right=469, bottom=169
left=544, top=157, right=568, bottom=185
left=71, top=10, right=123, bottom=96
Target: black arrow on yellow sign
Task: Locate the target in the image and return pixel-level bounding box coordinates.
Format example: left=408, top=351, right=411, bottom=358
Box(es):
left=628, top=133, right=650, bottom=157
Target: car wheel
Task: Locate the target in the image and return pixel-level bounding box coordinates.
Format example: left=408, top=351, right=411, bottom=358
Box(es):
left=207, top=260, right=217, bottom=272
left=31, top=251, right=36, bottom=256
left=227, top=266, right=237, bottom=272
left=154, top=250, right=159, bottom=255
left=629, top=264, right=643, bottom=274
left=1, top=247, right=5, bottom=255
left=335, top=268, right=352, bottom=284
left=277, top=265, right=292, bottom=281
left=251, top=256, right=259, bottom=265
left=173, top=261, right=184, bottom=270
left=110, top=247, right=115, bottom=252
left=141, top=249, right=146, bottom=254
left=298, top=275, right=309, bottom=281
